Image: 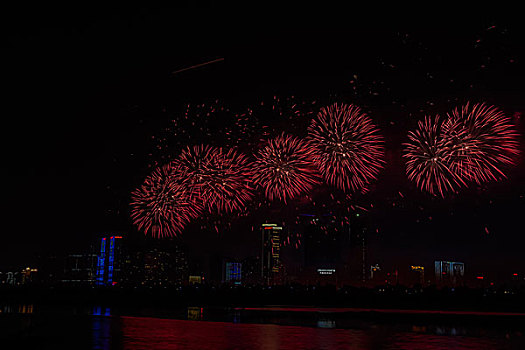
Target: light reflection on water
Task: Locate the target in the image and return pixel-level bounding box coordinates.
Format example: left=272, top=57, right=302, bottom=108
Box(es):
left=186, top=306, right=203, bottom=321
left=317, top=319, right=337, bottom=328
left=1, top=305, right=524, bottom=349
left=91, top=306, right=111, bottom=317
left=92, top=315, right=111, bottom=350
left=116, top=316, right=522, bottom=350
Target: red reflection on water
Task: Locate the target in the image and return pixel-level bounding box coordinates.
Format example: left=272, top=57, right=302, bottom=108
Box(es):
left=121, top=316, right=366, bottom=349
left=385, top=332, right=502, bottom=350
left=119, top=316, right=512, bottom=350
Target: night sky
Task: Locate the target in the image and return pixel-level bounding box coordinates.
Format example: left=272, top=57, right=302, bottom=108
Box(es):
left=4, top=5, right=524, bottom=276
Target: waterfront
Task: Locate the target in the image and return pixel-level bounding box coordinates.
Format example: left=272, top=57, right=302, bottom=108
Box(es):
left=1, top=305, right=524, bottom=349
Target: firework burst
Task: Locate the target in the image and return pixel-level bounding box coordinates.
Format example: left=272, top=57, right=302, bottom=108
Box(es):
left=130, top=165, right=201, bottom=238
left=175, top=145, right=253, bottom=213
left=253, top=133, right=319, bottom=202
left=404, top=116, right=466, bottom=196
left=307, top=103, right=385, bottom=193
left=443, top=103, right=520, bottom=183
left=405, top=103, right=520, bottom=196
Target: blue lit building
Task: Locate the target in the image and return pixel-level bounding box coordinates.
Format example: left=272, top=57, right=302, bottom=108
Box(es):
left=96, top=236, right=123, bottom=286
left=96, top=238, right=106, bottom=285
left=223, top=262, right=242, bottom=285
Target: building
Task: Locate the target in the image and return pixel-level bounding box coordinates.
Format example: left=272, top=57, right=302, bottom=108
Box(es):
left=409, top=265, right=425, bottom=287
left=223, top=262, right=242, bottom=285
left=369, top=264, right=381, bottom=279
left=435, top=261, right=464, bottom=287
left=299, top=214, right=345, bottom=284
left=348, top=213, right=368, bottom=284
left=189, top=275, right=204, bottom=285
left=173, top=245, right=189, bottom=285
left=120, top=250, right=145, bottom=287
left=96, top=235, right=124, bottom=286
left=302, top=214, right=341, bottom=269
left=241, top=256, right=261, bottom=284
left=261, top=224, right=282, bottom=284
left=118, top=243, right=188, bottom=287
left=143, top=248, right=172, bottom=286
left=62, top=254, right=97, bottom=284
left=143, top=246, right=188, bottom=286
left=5, top=271, right=17, bottom=286
left=20, top=267, right=38, bottom=285
left=35, top=254, right=62, bottom=285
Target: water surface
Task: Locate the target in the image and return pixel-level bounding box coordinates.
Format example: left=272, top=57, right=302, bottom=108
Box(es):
left=1, top=304, right=524, bottom=349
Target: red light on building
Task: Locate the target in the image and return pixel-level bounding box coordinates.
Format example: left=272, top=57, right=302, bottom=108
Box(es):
left=114, top=236, right=123, bottom=239
left=476, top=276, right=484, bottom=280
left=513, top=273, right=518, bottom=276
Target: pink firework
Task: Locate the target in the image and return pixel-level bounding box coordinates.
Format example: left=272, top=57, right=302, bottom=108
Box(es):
left=443, top=103, right=520, bottom=184
left=307, top=103, right=385, bottom=193
left=253, top=133, right=320, bottom=202
left=404, top=116, right=466, bottom=197
left=130, top=165, right=201, bottom=238
left=175, top=145, right=253, bottom=213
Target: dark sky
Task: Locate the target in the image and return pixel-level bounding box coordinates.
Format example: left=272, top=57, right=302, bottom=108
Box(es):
left=3, top=4, right=525, bottom=276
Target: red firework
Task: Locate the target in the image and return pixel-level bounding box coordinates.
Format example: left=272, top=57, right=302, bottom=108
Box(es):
left=175, top=145, right=253, bottom=213
left=404, top=116, right=466, bottom=197
left=307, top=103, right=385, bottom=193
left=253, top=133, right=320, bottom=202
left=130, top=164, right=201, bottom=238
left=443, top=103, right=520, bottom=184
left=404, top=103, right=519, bottom=196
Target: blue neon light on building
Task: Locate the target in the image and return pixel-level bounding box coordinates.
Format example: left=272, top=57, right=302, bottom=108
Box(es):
left=96, top=238, right=106, bottom=285
left=108, top=237, right=115, bottom=284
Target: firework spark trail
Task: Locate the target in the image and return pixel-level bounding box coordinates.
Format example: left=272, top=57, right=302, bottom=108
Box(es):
left=175, top=145, right=254, bottom=213
left=130, top=164, right=202, bottom=238
left=172, top=57, right=225, bottom=75
left=307, top=103, right=385, bottom=193
left=404, top=116, right=465, bottom=197
left=443, top=103, right=520, bottom=184
left=253, top=133, right=320, bottom=202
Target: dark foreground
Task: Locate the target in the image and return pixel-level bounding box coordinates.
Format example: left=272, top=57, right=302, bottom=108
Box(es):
left=3, top=285, right=525, bottom=312
left=1, top=304, right=524, bottom=349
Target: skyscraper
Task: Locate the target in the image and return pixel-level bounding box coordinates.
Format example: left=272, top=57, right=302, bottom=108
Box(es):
left=261, top=224, right=282, bottom=284
left=96, top=235, right=123, bottom=286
